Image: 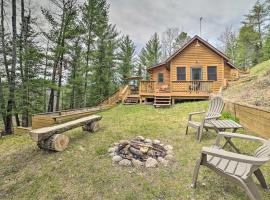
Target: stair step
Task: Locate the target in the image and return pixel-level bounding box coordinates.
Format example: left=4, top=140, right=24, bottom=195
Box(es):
left=154, top=97, right=171, bottom=99
left=154, top=104, right=171, bottom=107
left=123, top=102, right=138, bottom=105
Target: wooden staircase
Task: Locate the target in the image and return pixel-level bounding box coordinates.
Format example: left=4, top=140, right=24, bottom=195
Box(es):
left=123, top=95, right=139, bottom=105
left=153, top=96, right=171, bottom=108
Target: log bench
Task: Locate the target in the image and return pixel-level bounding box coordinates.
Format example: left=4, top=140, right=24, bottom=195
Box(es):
left=29, top=115, right=102, bottom=152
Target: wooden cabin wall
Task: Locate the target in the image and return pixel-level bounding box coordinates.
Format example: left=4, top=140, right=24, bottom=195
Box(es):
left=150, top=66, right=170, bottom=90
left=224, top=64, right=239, bottom=81
left=170, top=39, right=224, bottom=93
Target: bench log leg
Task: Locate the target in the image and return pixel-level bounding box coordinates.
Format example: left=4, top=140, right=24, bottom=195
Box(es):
left=37, top=134, right=69, bottom=152
left=82, top=121, right=100, bottom=132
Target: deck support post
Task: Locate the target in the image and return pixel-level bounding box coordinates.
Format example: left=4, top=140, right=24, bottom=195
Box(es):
left=172, top=98, right=175, bottom=106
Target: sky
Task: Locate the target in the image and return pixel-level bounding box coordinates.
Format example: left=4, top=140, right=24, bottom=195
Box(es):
left=107, top=0, right=257, bottom=53
left=22, top=0, right=257, bottom=52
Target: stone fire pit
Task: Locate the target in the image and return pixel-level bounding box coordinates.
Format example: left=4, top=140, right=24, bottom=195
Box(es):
left=108, top=136, right=174, bottom=168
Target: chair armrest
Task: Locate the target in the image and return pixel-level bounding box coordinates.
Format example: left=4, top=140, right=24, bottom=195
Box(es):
left=202, top=147, right=269, bottom=165
left=205, top=114, right=221, bottom=120
left=216, top=132, right=267, bottom=145
left=189, top=111, right=206, bottom=116
left=188, top=111, right=205, bottom=121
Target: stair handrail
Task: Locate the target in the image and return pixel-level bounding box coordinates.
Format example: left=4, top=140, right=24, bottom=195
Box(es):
left=99, top=88, right=121, bottom=106
left=120, top=85, right=130, bottom=102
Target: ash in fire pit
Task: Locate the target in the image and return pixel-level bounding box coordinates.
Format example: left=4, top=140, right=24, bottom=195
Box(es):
left=108, top=136, right=174, bottom=168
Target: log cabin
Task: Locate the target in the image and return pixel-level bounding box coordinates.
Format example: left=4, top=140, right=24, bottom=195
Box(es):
left=122, top=35, right=239, bottom=107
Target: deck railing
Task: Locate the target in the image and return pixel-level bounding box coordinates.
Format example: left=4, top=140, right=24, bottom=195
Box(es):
left=171, top=81, right=213, bottom=93
left=140, top=81, right=156, bottom=94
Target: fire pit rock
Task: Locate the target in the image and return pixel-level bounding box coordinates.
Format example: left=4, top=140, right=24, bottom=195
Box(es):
left=109, top=136, right=174, bottom=168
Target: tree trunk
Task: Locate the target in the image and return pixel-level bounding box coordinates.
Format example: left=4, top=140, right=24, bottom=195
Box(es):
left=43, top=40, right=49, bottom=112
left=0, top=77, right=7, bottom=132
left=47, top=3, right=66, bottom=112
left=56, top=54, right=64, bottom=111
left=5, top=0, right=17, bottom=134
left=20, top=0, right=29, bottom=127
left=47, top=70, right=56, bottom=112
left=1, top=0, right=10, bottom=83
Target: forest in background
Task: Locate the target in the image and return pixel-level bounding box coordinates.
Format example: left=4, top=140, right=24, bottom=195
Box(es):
left=0, top=0, right=270, bottom=134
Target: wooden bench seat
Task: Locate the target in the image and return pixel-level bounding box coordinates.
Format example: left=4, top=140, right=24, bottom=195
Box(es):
left=29, top=115, right=102, bottom=151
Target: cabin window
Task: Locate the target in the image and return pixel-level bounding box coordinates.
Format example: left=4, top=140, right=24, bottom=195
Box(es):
left=207, top=66, right=217, bottom=81
left=191, top=67, right=202, bottom=80
left=177, top=67, right=186, bottom=81
left=158, top=73, right=164, bottom=83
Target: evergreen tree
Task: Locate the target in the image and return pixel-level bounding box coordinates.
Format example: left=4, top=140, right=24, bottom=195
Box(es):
left=239, top=0, right=268, bottom=65
left=81, top=0, right=104, bottom=107
left=42, top=0, right=78, bottom=112
left=145, top=33, right=162, bottom=66
left=262, top=30, right=270, bottom=60
left=118, top=35, right=135, bottom=84
left=236, top=25, right=260, bottom=68
left=137, top=48, right=148, bottom=79
left=172, top=32, right=191, bottom=52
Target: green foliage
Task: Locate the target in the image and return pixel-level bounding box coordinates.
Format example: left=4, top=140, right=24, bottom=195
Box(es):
left=221, top=112, right=239, bottom=123
left=173, top=31, right=191, bottom=51
left=250, top=59, right=270, bottom=76
left=235, top=25, right=260, bottom=68
left=235, top=0, right=268, bottom=68
left=118, top=35, right=136, bottom=84
left=145, top=33, right=162, bottom=67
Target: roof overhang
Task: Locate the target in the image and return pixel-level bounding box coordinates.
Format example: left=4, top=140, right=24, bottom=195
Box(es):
left=147, top=62, right=168, bottom=71
left=226, top=62, right=239, bottom=70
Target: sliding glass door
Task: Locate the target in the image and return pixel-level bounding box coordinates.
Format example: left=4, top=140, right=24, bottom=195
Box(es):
left=191, top=67, right=202, bottom=80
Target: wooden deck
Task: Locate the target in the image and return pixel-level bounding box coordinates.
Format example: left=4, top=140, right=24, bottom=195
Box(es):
left=139, top=80, right=212, bottom=100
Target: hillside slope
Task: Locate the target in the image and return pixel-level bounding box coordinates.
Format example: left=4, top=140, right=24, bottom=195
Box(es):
left=223, top=60, right=270, bottom=111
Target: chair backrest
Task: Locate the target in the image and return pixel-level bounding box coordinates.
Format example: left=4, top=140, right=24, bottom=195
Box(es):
left=207, top=96, right=225, bottom=117
left=255, top=140, right=270, bottom=160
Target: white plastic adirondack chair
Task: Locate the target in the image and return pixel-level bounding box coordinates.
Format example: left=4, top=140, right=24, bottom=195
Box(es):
left=192, top=132, right=270, bottom=200
left=186, top=96, right=225, bottom=142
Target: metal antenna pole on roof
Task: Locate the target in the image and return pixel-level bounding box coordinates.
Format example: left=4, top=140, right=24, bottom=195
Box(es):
left=200, top=17, right=203, bottom=37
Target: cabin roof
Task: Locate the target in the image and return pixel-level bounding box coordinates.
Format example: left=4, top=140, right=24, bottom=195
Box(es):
left=148, top=35, right=238, bottom=71
left=147, top=62, right=166, bottom=71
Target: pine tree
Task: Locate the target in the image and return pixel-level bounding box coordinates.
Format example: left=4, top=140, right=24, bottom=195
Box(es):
left=91, top=24, right=118, bottom=104
left=81, top=0, right=104, bottom=107
left=118, top=35, right=135, bottom=84
left=173, top=32, right=191, bottom=52
left=236, top=25, right=260, bottom=68
left=137, top=48, right=148, bottom=79
left=0, top=0, right=7, bottom=132
left=5, top=0, right=17, bottom=134
left=42, top=0, right=78, bottom=112
left=241, top=0, right=268, bottom=64
left=145, top=33, right=162, bottom=66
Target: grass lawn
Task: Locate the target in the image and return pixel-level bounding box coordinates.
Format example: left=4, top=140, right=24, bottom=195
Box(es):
left=0, top=102, right=270, bottom=200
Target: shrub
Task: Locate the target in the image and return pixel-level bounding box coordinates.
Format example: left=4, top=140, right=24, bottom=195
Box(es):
left=221, top=112, right=239, bottom=123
